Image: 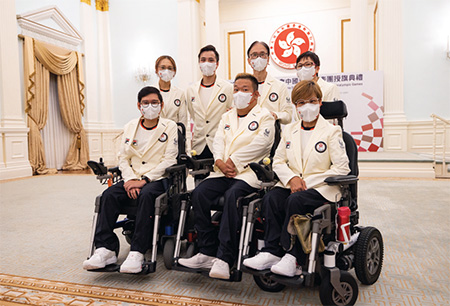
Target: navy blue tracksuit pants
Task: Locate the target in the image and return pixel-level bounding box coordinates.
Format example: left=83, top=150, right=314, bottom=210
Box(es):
left=261, top=187, right=327, bottom=265
left=94, top=179, right=167, bottom=254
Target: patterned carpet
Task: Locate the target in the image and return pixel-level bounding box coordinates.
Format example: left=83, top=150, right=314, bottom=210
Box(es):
left=1, top=175, right=449, bottom=305
left=0, top=273, right=255, bottom=305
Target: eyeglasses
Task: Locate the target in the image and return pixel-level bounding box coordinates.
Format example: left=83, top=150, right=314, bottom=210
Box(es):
left=293, top=98, right=320, bottom=107
left=249, top=52, right=268, bottom=59
left=296, top=62, right=315, bottom=69
left=158, top=65, right=174, bottom=71
left=141, top=100, right=161, bottom=108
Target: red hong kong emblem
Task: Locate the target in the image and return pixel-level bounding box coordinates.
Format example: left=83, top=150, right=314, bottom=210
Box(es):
left=269, top=22, right=315, bottom=69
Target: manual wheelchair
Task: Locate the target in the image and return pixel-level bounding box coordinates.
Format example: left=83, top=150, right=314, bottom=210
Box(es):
left=240, top=101, right=384, bottom=306
left=85, top=123, right=188, bottom=274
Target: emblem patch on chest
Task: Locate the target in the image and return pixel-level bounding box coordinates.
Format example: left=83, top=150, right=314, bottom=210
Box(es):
left=315, top=141, right=327, bottom=153
left=174, top=99, right=181, bottom=107
left=224, top=124, right=230, bottom=130
left=132, top=140, right=138, bottom=146
left=286, top=141, right=291, bottom=149
left=218, top=93, right=227, bottom=103
left=125, top=138, right=130, bottom=144
left=248, top=121, right=259, bottom=131
left=159, top=133, right=168, bottom=142
left=269, top=92, right=278, bottom=102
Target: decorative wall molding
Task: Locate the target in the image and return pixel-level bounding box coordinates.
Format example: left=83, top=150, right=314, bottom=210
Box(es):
left=85, top=128, right=122, bottom=166
left=17, top=6, right=83, bottom=50
left=0, top=127, right=33, bottom=180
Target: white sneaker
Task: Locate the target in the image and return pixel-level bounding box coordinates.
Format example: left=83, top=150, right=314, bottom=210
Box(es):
left=83, top=247, right=117, bottom=270
left=243, top=252, right=281, bottom=270
left=270, top=253, right=302, bottom=277
left=209, top=258, right=230, bottom=280
left=178, top=253, right=215, bottom=269
left=120, top=251, right=144, bottom=273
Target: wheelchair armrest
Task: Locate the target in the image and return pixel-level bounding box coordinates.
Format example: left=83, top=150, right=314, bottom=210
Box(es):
left=87, top=160, right=108, bottom=175
left=178, top=154, right=214, bottom=171
left=249, top=162, right=275, bottom=182
left=165, top=164, right=186, bottom=176
left=324, top=175, right=358, bottom=186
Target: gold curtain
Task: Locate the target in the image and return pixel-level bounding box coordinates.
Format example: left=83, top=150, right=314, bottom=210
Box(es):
left=23, top=36, right=88, bottom=174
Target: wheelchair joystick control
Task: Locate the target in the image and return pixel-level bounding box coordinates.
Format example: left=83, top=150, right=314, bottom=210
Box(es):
left=262, top=157, right=271, bottom=165
left=191, top=150, right=197, bottom=157
left=337, top=207, right=351, bottom=243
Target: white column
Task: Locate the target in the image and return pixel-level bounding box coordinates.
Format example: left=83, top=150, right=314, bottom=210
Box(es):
left=177, top=0, right=201, bottom=89
left=378, top=0, right=407, bottom=151
left=349, top=0, right=369, bottom=72
left=80, top=1, right=100, bottom=129
left=204, top=0, right=225, bottom=78
left=0, top=0, right=32, bottom=179
left=96, top=9, right=114, bottom=128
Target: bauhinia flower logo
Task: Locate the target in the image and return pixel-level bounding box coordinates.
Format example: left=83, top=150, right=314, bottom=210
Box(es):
left=279, top=31, right=305, bottom=58
left=269, top=22, right=315, bottom=69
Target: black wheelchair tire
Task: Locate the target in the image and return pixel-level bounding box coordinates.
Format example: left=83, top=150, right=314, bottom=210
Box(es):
left=185, top=242, right=197, bottom=258
left=319, top=270, right=358, bottom=306
left=163, top=239, right=175, bottom=270
left=253, top=275, right=285, bottom=292
left=354, top=226, right=384, bottom=285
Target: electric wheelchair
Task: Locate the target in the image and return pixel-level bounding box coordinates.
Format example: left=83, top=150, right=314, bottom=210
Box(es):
left=85, top=123, right=188, bottom=274
left=165, top=120, right=282, bottom=281
left=240, top=101, right=384, bottom=305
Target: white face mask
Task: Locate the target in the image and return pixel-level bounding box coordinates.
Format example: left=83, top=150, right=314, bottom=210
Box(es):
left=140, top=104, right=161, bottom=120
left=233, top=91, right=253, bottom=109
left=296, top=66, right=316, bottom=81
left=251, top=57, right=268, bottom=72
left=158, top=69, right=175, bottom=82
left=199, top=62, right=217, bottom=77
left=297, top=103, right=320, bottom=122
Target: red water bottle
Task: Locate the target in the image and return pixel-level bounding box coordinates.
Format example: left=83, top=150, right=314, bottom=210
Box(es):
left=337, top=207, right=351, bottom=243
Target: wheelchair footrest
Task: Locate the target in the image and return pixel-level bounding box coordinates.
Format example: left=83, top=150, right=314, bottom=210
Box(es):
left=270, top=273, right=306, bottom=287
left=172, top=262, right=242, bottom=282
left=86, top=263, right=120, bottom=273
left=86, top=261, right=156, bottom=274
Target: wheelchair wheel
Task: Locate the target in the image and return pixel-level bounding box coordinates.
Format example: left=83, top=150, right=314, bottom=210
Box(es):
left=185, top=242, right=197, bottom=258
left=354, top=227, right=383, bottom=285
left=319, top=271, right=358, bottom=306
left=253, top=275, right=285, bottom=292
left=163, top=239, right=175, bottom=270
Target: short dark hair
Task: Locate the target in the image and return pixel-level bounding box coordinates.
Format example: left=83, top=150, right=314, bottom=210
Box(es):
left=234, top=73, right=259, bottom=92
left=247, top=41, right=270, bottom=57
left=296, top=51, right=320, bottom=67
left=138, top=86, right=163, bottom=103
left=198, top=45, right=219, bottom=62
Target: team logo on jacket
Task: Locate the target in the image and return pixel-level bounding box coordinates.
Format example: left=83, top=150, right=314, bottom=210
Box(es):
left=264, top=128, right=270, bottom=137
left=125, top=138, right=130, bottom=144
left=269, top=92, right=278, bottom=102
left=248, top=121, right=259, bottom=131
left=218, top=94, right=227, bottom=103
left=286, top=141, right=291, bottom=149
left=132, top=140, right=138, bottom=146
left=159, top=133, right=168, bottom=142
left=269, top=22, right=315, bottom=69
left=224, top=124, right=230, bottom=130
left=315, top=141, right=327, bottom=153
left=174, top=99, right=181, bottom=107
left=191, top=97, right=195, bottom=102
